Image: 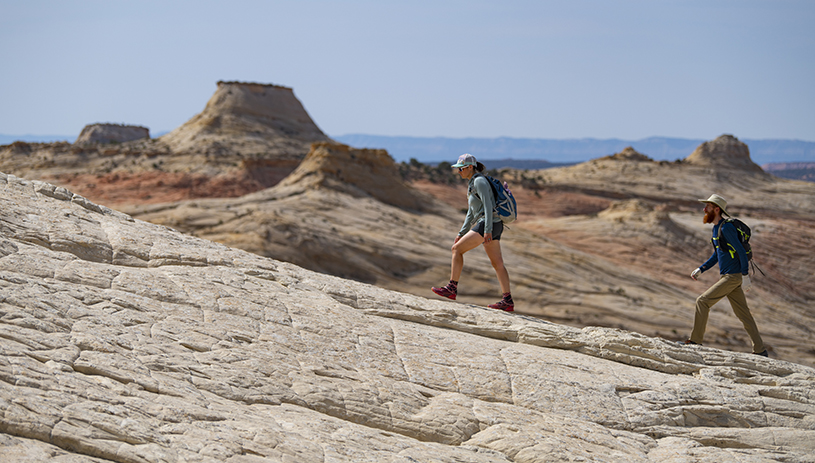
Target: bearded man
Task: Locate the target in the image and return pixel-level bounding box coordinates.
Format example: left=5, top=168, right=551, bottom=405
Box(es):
left=681, top=194, right=768, bottom=357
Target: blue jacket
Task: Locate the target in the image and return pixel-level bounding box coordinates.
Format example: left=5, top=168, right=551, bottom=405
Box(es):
left=700, top=219, right=749, bottom=276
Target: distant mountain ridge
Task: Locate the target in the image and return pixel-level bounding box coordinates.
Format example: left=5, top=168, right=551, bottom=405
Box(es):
left=333, top=134, right=815, bottom=165
left=0, top=134, right=72, bottom=144
left=762, top=162, right=815, bottom=182
left=5, top=133, right=814, bottom=166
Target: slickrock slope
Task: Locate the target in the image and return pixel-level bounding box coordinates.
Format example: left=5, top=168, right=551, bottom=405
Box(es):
left=121, top=142, right=452, bottom=283
left=0, top=81, right=331, bottom=206
left=3, top=173, right=815, bottom=462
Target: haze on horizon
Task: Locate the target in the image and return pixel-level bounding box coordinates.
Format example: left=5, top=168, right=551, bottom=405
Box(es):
left=1, top=0, right=813, bottom=143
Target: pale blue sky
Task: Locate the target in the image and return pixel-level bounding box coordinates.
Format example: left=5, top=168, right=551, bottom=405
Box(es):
left=1, top=0, right=813, bottom=141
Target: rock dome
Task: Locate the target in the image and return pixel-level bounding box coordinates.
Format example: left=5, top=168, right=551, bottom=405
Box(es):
left=276, top=141, right=437, bottom=212
left=601, top=146, right=653, bottom=162
left=684, top=134, right=764, bottom=172
left=74, top=123, right=149, bottom=145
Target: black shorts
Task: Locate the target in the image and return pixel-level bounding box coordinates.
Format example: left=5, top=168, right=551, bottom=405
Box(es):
left=472, top=220, right=504, bottom=240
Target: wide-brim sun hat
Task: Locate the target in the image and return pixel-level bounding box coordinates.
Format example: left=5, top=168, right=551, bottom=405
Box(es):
left=699, top=193, right=729, bottom=216
left=451, top=153, right=477, bottom=168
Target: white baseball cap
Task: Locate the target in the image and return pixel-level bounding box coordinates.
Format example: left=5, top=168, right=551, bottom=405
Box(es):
left=451, top=153, right=477, bottom=168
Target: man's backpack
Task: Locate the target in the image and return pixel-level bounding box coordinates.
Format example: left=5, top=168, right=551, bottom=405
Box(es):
left=717, top=218, right=752, bottom=261
left=478, top=174, right=517, bottom=224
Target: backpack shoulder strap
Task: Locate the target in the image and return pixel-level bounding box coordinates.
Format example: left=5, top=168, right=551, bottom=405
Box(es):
left=471, top=173, right=497, bottom=200
left=717, top=218, right=734, bottom=242
left=469, top=173, right=485, bottom=198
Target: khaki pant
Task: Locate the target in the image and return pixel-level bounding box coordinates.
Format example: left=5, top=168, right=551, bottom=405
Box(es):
left=690, top=273, right=766, bottom=353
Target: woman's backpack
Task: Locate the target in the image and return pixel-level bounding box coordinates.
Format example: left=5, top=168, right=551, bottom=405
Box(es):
left=474, top=174, right=517, bottom=224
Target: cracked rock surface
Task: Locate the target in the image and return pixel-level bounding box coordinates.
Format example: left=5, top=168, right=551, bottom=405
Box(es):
left=2, top=172, right=815, bottom=462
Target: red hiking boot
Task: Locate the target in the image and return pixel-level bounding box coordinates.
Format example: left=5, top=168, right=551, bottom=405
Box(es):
left=489, top=293, right=514, bottom=312
left=488, top=299, right=514, bottom=312
left=431, top=282, right=457, bottom=300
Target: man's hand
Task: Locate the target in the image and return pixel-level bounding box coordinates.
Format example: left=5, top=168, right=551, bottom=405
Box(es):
left=691, top=268, right=701, bottom=280
left=742, top=275, right=752, bottom=293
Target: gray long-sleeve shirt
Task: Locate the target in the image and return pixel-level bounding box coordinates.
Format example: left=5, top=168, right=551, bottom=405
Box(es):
left=458, top=174, right=500, bottom=237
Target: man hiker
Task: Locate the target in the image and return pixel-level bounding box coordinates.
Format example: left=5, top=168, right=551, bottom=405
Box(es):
left=682, top=194, right=768, bottom=357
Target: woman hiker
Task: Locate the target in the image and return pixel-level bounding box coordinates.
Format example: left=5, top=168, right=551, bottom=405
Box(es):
left=431, top=153, right=514, bottom=311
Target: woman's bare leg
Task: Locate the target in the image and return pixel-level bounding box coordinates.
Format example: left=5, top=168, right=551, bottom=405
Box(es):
left=450, top=230, right=485, bottom=282
left=483, top=240, right=510, bottom=294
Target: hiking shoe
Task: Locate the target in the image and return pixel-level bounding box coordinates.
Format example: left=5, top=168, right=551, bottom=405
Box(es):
left=431, top=284, right=457, bottom=300
left=754, top=349, right=769, bottom=357
left=488, top=299, right=514, bottom=312
left=678, top=340, right=700, bottom=346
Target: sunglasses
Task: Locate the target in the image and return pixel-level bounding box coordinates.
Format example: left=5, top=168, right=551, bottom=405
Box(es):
left=457, top=165, right=472, bottom=172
